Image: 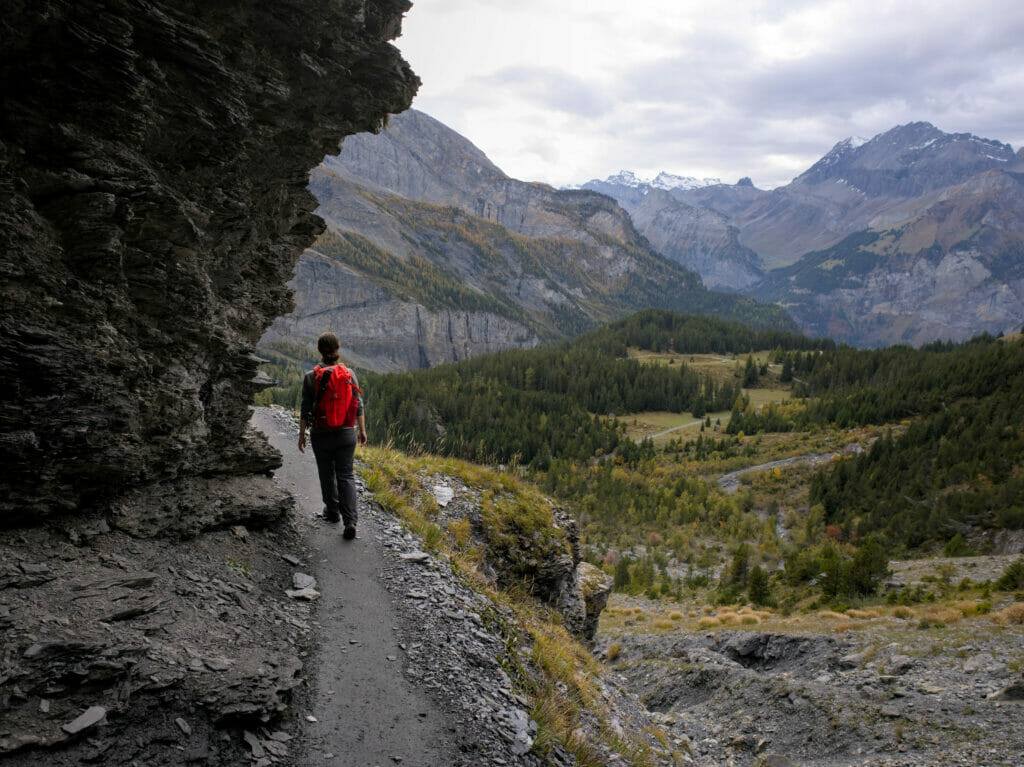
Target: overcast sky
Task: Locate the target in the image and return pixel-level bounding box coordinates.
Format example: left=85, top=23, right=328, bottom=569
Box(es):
left=396, top=0, right=1024, bottom=189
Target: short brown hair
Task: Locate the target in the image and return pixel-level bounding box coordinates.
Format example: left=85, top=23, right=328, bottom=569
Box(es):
left=317, top=332, right=341, bottom=364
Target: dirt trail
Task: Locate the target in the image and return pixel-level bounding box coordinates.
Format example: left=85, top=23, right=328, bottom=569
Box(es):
left=637, top=419, right=703, bottom=443
left=715, top=451, right=839, bottom=494
left=252, top=409, right=457, bottom=767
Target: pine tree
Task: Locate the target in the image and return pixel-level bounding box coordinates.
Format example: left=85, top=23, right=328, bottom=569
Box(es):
left=748, top=565, right=772, bottom=606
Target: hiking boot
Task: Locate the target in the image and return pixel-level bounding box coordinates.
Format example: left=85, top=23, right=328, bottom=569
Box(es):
left=343, top=524, right=356, bottom=540
left=323, top=507, right=340, bottom=523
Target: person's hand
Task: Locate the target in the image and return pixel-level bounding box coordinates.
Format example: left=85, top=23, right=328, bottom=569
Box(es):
left=298, top=431, right=307, bottom=453
left=357, top=428, right=367, bottom=446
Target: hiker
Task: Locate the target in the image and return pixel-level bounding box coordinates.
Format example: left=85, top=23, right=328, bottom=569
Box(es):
left=298, top=332, right=367, bottom=539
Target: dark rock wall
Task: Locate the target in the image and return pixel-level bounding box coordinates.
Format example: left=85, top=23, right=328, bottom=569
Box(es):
left=0, top=0, right=418, bottom=529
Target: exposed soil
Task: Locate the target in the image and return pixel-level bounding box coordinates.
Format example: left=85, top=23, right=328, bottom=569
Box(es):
left=599, top=607, right=1024, bottom=766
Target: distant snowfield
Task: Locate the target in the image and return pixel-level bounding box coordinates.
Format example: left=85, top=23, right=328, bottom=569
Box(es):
left=566, top=169, right=722, bottom=192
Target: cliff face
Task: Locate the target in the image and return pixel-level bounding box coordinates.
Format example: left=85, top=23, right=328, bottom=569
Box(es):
left=325, top=109, right=651, bottom=247
left=262, top=111, right=797, bottom=370
left=262, top=249, right=538, bottom=371
left=629, top=189, right=765, bottom=290
left=0, top=1, right=418, bottom=529
left=751, top=170, right=1024, bottom=345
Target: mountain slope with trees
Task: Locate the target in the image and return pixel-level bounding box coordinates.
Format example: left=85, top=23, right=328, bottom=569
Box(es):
left=261, top=111, right=797, bottom=371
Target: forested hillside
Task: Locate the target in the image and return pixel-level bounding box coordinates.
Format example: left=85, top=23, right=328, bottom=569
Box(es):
left=360, top=311, right=830, bottom=466
left=260, top=312, right=1024, bottom=603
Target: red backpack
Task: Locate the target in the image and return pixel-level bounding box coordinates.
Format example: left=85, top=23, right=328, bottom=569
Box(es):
left=312, top=364, right=361, bottom=430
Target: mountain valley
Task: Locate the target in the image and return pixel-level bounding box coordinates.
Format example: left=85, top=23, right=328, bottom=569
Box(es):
left=4, top=3, right=1024, bottom=765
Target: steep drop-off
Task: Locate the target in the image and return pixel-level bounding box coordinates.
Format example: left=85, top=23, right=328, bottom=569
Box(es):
left=0, top=1, right=418, bottom=531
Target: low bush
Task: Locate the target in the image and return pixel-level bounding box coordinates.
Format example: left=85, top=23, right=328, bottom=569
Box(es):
left=990, top=603, right=1024, bottom=625
left=997, top=558, right=1024, bottom=591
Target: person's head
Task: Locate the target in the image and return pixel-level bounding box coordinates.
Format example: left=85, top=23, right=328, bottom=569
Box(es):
left=317, top=332, right=341, bottom=364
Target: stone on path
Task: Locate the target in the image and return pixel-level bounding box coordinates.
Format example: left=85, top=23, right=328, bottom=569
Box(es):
left=286, top=587, right=320, bottom=600
left=61, top=706, right=106, bottom=735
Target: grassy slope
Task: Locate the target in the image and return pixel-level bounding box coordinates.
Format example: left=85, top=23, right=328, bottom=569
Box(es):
left=358, top=446, right=683, bottom=766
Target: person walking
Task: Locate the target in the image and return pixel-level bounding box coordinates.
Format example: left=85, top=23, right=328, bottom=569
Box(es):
left=298, top=332, right=367, bottom=539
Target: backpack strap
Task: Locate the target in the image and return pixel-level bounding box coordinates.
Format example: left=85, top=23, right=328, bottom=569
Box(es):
left=311, top=365, right=333, bottom=423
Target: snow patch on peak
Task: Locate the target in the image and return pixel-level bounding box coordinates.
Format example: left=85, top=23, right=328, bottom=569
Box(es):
left=650, top=171, right=722, bottom=190
left=849, top=136, right=868, bottom=149
left=604, top=170, right=644, bottom=187
left=588, top=170, right=722, bottom=191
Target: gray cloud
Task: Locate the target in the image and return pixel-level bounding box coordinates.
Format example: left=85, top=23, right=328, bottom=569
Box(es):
left=474, top=66, right=613, bottom=118
left=403, top=0, right=1024, bottom=188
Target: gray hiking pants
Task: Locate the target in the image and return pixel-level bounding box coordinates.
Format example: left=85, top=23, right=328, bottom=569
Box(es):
left=310, top=428, right=358, bottom=526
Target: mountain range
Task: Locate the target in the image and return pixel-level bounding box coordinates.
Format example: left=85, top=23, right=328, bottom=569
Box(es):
left=264, top=113, right=1024, bottom=365
left=262, top=110, right=793, bottom=370
left=586, top=122, right=1024, bottom=346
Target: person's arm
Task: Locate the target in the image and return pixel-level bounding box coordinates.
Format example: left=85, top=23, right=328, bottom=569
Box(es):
left=298, top=371, right=314, bottom=453
left=350, top=369, right=367, bottom=445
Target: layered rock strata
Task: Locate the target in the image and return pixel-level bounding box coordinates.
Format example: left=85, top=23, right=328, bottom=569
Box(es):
left=0, top=0, right=418, bottom=530
left=261, top=248, right=538, bottom=372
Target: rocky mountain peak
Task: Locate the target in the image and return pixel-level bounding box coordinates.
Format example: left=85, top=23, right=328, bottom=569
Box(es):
left=324, top=108, right=507, bottom=200
left=797, top=122, right=1016, bottom=195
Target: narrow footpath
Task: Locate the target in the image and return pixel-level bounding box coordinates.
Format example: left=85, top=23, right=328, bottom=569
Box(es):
left=252, top=409, right=458, bottom=767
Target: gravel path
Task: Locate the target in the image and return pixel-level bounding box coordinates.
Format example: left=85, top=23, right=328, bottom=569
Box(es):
left=253, top=407, right=560, bottom=767
left=253, top=409, right=458, bottom=767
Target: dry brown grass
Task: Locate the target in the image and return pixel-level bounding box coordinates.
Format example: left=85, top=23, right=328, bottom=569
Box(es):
left=952, top=600, right=985, bottom=617
left=604, top=642, right=622, bottom=661
left=701, top=605, right=715, bottom=615
left=653, top=619, right=675, bottom=630
left=817, top=610, right=847, bottom=620
left=892, top=606, right=913, bottom=619
left=921, top=606, right=962, bottom=625
left=741, top=615, right=761, bottom=626
left=697, top=616, right=720, bottom=628
left=845, top=608, right=880, bottom=619
left=668, top=611, right=683, bottom=621
left=990, top=603, right=1024, bottom=625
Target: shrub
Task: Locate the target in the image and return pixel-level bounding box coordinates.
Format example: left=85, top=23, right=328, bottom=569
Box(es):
left=845, top=609, right=877, bottom=619
left=817, top=610, right=847, bottom=620
left=990, top=603, right=1024, bottom=625
left=943, top=534, right=975, bottom=557
left=921, top=607, right=961, bottom=625
left=997, top=558, right=1024, bottom=591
